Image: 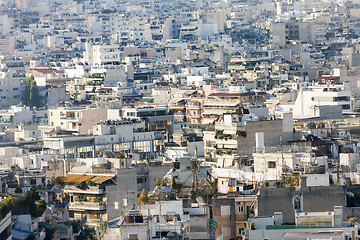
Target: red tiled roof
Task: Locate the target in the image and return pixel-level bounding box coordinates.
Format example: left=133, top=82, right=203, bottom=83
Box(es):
left=98, top=88, right=112, bottom=91
left=317, top=76, right=339, bottom=80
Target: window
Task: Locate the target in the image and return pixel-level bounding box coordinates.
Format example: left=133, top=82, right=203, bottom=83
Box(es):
left=342, top=104, right=350, bottom=109
left=293, top=195, right=302, bottom=212
left=268, top=161, right=276, bottom=168
left=239, top=206, right=244, bottom=212
left=137, top=177, right=143, bottom=184
left=334, top=96, right=350, bottom=101
left=0, top=225, right=11, bottom=240
left=221, top=206, right=230, bottom=216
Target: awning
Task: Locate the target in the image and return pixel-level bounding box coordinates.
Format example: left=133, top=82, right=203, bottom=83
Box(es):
left=91, top=176, right=115, bottom=184
left=63, top=174, right=114, bottom=184
left=63, top=175, right=83, bottom=183
left=108, top=219, right=120, bottom=228
left=76, top=175, right=96, bottom=182
left=63, top=174, right=95, bottom=183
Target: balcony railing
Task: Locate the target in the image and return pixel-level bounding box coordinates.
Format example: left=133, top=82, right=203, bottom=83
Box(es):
left=64, top=185, right=104, bottom=194
left=69, top=201, right=106, bottom=210
left=86, top=218, right=103, bottom=226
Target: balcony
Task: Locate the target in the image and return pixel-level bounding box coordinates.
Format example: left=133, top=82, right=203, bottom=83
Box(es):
left=86, top=218, right=103, bottom=226
left=213, top=138, right=238, bottom=146
left=69, top=201, right=106, bottom=210
left=64, top=185, right=104, bottom=194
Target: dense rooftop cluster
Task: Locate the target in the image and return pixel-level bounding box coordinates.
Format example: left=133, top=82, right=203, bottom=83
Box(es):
left=2, top=0, right=360, bottom=240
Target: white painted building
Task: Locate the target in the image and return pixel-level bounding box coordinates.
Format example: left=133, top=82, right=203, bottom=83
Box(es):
left=293, top=85, right=352, bottom=119
left=84, top=42, right=121, bottom=67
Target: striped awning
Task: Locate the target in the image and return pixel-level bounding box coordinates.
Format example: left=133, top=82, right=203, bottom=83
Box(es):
left=63, top=174, right=114, bottom=184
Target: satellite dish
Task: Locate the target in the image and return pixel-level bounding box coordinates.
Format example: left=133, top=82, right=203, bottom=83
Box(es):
left=196, top=196, right=204, bottom=204
left=96, top=229, right=104, bottom=238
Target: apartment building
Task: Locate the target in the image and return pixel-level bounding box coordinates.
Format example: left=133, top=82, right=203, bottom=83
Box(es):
left=48, top=107, right=108, bottom=135
left=0, top=69, right=22, bottom=109
left=84, top=42, right=121, bottom=67
left=121, top=106, right=174, bottom=135
left=212, top=194, right=257, bottom=240
left=293, top=85, right=352, bottom=119
left=271, top=20, right=316, bottom=46
left=63, top=173, right=116, bottom=228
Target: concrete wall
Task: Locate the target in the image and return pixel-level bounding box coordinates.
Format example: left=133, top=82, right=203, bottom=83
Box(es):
left=79, top=108, right=108, bottom=135
left=237, top=120, right=299, bottom=156
left=106, top=168, right=139, bottom=221
left=212, top=198, right=236, bottom=239
left=106, top=165, right=172, bottom=221
left=148, top=164, right=173, bottom=190
left=257, top=186, right=347, bottom=223
left=249, top=226, right=358, bottom=240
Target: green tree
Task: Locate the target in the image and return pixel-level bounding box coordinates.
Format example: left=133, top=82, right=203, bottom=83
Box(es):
left=15, top=187, right=22, bottom=194
left=54, top=177, right=64, bottom=188
left=156, top=177, right=162, bottom=187
left=0, top=186, right=47, bottom=219
left=24, top=76, right=33, bottom=106
left=30, top=80, right=40, bottom=107
left=138, top=189, right=150, bottom=205
left=31, top=199, right=46, bottom=218
left=24, top=75, right=41, bottom=107
left=349, top=217, right=357, bottom=226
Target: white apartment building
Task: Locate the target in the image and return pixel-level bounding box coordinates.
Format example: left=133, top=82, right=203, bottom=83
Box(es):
left=0, top=15, right=10, bottom=36
left=0, top=106, right=34, bottom=124
left=253, top=152, right=328, bottom=181
left=0, top=147, right=21, bottom=170
left=84, top=42, right=121, bottom=67
left=271, top=20, right=316, bottom=46
left=90, top=64, right=134, bottom=87
left=48, top=107, right=108, bottom=135
left=0, top=69, right=22, bottom=109
left=293, top=85, right=352, bottom=119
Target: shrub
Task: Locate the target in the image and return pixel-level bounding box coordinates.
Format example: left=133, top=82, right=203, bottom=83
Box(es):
left=15, top=187, right=23, bottom=194
left=54, top=177, right=64, bottom=188
left=86, top=180, right=96, bottom=186
left=75, top=181, right=88, bottom=190
left=138, top=189, right=150, bottom=205
left=156, top=177, right=162, bottom=187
